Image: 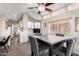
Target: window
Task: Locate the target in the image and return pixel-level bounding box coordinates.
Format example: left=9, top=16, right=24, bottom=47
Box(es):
left=38, top=22, right=40, bottom=28
left=48, top=18, right=71, bottom=35
left=34, top=22, right=40, bottom=28
left=28, top=21, right=40, bottom=28
left=28, top=22, right=34, bottom=28
left=34, top=22, right=38, bottom=28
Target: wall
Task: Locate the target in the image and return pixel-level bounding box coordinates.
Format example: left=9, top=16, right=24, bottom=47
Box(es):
left=0, top=16, right=5, bottom=36
left=42, top=8, right=79, bottom=55
left=20, top=13, right=28, bottom=43
left=0, top=16, right=11, bottom=46
left=0, top=16, right=11, bottom=38
left=41, top=20, right=48, bottom=35
left=28, top=28, right=33, bottom=34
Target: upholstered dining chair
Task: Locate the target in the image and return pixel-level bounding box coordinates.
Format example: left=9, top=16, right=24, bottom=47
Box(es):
left=52, top=37, right=77, bottom=56
left=0, top=35, right=11, bottom=53
left=29, top=36, right=49, bottom=56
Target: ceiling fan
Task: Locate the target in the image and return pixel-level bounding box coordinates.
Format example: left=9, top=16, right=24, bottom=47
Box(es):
left=27, top=3, right=54, bottom=14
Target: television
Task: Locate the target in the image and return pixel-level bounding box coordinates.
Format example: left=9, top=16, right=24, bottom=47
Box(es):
left=33, top=29, right=40, bottom=33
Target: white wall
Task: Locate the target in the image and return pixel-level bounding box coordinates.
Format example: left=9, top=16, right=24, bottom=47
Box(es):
left=0, top=16, right=11, bottom=47
left=41, top=20, right=48, bottom=35
left=0, top=16, right=11, bottom=38
left=20, top=13, right=28, bottom=43
left=0, top=17, right=5, bottom=36
left=28, top=28, right=33, bottom=34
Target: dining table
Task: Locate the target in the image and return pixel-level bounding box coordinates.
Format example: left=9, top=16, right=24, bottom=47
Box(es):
left=29, top=34, right=72, bottom=56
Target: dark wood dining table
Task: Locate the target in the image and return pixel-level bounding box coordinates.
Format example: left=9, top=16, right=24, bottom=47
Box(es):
left=29, top=34, right=71, bottom=56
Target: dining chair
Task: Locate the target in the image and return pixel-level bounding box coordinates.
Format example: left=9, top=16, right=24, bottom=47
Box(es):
left=66, top=37, right=77, bottom=56
left=52, top=37, right=77, bottom=56
left=0, top=35, right=11, bottom=53
left=56, top=34, right=64, bottom=37
left=29, top=36, right=49, bottom=56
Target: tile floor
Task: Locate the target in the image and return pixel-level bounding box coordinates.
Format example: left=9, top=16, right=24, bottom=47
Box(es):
left=0, top=36, right=31, bottom=56
left=7, top=42, right=31, bottom=56
left=0, top=36, right=79, bottom=56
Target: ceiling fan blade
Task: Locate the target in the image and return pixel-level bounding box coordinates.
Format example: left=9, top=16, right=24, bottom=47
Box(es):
left=45, top=8, right=52, bottom=12
left=45, top=3, right=53, bottom=6
left=28, top=7, right=38, bottom=9
left=38, top=11, right=41, bottom=14
left=37, top=3, right=44, bottom=5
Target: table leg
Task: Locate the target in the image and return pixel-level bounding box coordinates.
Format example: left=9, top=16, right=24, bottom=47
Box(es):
left=49, top=45, right=52, bottom=56
left=31, top=51, right=34, bottom=56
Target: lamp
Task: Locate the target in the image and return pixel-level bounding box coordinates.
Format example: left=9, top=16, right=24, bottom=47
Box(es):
left=38, top=4, right=45, bottom=11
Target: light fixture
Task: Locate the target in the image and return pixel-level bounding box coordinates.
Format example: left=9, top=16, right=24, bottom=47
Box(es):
left=38, top=4, right=45, bottom=11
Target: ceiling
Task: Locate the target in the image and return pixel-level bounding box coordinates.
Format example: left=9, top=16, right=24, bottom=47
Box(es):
left=0, top=3, right=71, bottom=20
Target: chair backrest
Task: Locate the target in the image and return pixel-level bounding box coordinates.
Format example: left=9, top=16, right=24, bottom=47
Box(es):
left=56, top=34, right=64, bottom=37
left=5, top=35, right=11, bottom=44
left=29, top=36, right=39, bottom=56
left=0, top=35, right=11, bottom=47
left=66, top=37, right=77, bottom=56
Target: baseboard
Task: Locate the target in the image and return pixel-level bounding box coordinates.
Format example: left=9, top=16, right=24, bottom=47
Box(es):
left=20, top=41, right=29, bottom=44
